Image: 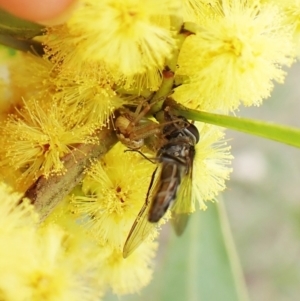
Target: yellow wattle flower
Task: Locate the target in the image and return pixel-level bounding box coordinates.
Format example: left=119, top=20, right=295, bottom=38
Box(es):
left=45, top=0, right=179, bottom=78
left=8, top=53, right=55, bottom=103
left=174, top=0, right=294, bottom=112
left=53, top=63, right=125, bottom=128
left=0, top=183, right=104, bottom=301
left=60, top=142, right=160, bottom=294
left=193, top=123, right=233, bottom=210
left=71, top=142, right=156, bottom=248
left=0, top=98, right=98, bottom=184
left=97, top=242, right=157, bottom=295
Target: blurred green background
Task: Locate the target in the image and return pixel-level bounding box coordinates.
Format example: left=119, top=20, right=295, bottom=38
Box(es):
left=224, top=61, right=300, bottom=301
left=105, top=62, right=300, bottom=301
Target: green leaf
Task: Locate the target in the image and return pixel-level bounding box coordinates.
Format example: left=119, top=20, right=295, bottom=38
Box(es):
left=0, top=9, right=43, bottom=39
left=0, top=9, right=44, bottom=54
left=104, top=200, right=249, bottom=301
left=167, top=99, right=300, bottom=148
left=144, top=201, right=249, bottom=301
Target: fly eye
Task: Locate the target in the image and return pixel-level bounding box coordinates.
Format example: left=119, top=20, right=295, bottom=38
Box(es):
left=186, top=123, right=200, bottom=144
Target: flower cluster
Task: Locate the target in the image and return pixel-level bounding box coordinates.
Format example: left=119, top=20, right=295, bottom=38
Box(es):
left=0, top=0, right=299, bottom=299
left=0, top=183, right=103, bottom=301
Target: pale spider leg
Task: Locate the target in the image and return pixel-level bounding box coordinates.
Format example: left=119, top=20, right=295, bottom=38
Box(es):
left=131, top=99, right=151, bottom=124
left=123, top=97, right=168, bottom=142
left=128, top=117, right=189, bottom=143
left=129, top=121, right=161, bottom=141
left=116, top=96, right=177, bottom=149
left=117, top=99, right=153, bottom=143
left=129, top=96, right=165, bottom=129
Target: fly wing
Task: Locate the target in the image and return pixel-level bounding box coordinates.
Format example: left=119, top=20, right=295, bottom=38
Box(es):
left=122, top=201, right=155, bottom=258
left=170, top=164, right=194, bottom=236
left=123, top=166, right=161, bottom=258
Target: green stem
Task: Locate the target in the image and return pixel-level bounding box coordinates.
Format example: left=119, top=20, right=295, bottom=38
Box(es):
left=217, top=197, right=250, bottom=301
left=0, top=9, right=45, bottom=54
left=166, top=98, right=300, bottom=148
left=0, top=34, right=44, bottom=55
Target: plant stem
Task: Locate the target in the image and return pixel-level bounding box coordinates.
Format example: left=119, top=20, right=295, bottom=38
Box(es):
left=217, top=198, right=250, bottom=301
left=24, top=127, right=117, bottom=222
left=150, top=19, right=193, bottom=113
left=0, top=34, right=44, bottom=55
left=166, top=98, right=300, bottom=148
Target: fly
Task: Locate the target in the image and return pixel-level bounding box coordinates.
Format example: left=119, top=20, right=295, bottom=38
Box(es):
left=123, top=108, right=199, bottom=258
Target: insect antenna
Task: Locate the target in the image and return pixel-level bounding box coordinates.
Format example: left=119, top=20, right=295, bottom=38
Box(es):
left=124, top=149, right=156, bottom=164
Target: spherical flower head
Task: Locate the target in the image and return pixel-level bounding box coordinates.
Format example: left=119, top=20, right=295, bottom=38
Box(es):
left=0, top=184, right=103, bottom=301
left=192, top=123, right=233, bottom=210
left=8, top=53, right=56, bottom=103
left=45, top=182, right=157, bottom=296
left=0, top=98, right=98, bottom=184
left=71, top=142, right=157, bottom=248
left=52, top=63, right=125, bottom=128
left=0, top=225, right=103, bottom=301
left=97, top=242, right=157, bottom=295
left=69, top=142, right=159, bottom=294
left=174, top=1, right=294, bottom=112
left=46, top=0, right=178, bottom=77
